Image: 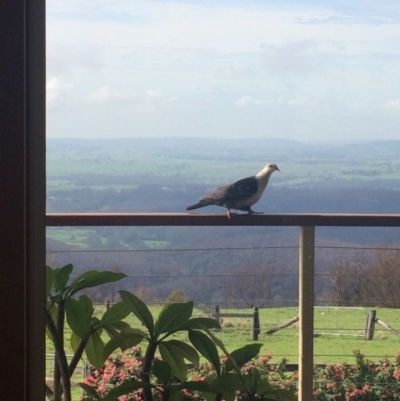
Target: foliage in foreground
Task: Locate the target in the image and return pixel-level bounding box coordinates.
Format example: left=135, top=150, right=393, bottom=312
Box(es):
left=46, top=264, right=295, bottom=401
left=79, top=290, right=295, bottom=401
left=82, top=350, right=400, bottom=401
left=46, top=264, right=129, bottom=401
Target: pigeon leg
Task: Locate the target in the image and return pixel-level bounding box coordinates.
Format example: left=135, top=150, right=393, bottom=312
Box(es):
left=238, top=206, right=263, bottom=215
left=226, top=209, right=238, bottom=219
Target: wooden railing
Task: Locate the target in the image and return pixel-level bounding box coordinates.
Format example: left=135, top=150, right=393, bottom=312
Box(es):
left=46, top=212, right=400, bottom=401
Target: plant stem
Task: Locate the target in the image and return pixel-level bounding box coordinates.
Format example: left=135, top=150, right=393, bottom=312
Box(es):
left=46, top=308, right=72, bottom=401
left=141, top=342, right=157, bottom=401
left=69, top=338, right=89, bottom=377
left=214, top=394, right=223, bottom=401
left=162, top=388, right=169, bottom=401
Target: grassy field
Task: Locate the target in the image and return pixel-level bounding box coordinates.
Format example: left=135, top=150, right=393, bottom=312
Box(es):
left=46, top=144, right=400, bottom=192
left=46, top=227, right=94, bottom=247
left=46, top=304, right=400, bottom=398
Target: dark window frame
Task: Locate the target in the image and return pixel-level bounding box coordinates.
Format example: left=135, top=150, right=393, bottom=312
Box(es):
left=0, top=1, right=46, bottom=399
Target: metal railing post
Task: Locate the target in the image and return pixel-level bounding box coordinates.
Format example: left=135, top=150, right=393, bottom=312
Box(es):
left=298, top=226, right=315, bottom=401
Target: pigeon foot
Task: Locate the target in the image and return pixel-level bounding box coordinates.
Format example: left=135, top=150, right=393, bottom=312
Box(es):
left=248, top=210, right=264, bottom=215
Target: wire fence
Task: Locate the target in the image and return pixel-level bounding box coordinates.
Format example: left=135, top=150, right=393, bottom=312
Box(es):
left=45, top=228, right=400, bottom=401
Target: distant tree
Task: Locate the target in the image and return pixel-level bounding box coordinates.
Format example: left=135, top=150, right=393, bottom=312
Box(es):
left=368, top=250, right=400, bottom=308
left=326, top=251, right=400, bottom=308
left=326, top=258, right=368, bottom=306
left=166, top=289, right=189, bottom=303
left=224, top=254, right=276, bottom=308
left=133, top=285, right=154, bottom=303
left=104, top=265, right=124, bottom=303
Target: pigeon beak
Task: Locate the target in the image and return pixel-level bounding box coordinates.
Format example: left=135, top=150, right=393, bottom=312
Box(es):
left=276, top=167, right=280, bottom=172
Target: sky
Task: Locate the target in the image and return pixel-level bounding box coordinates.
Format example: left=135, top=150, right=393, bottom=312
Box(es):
left=47, top=0, right=400, bottom=141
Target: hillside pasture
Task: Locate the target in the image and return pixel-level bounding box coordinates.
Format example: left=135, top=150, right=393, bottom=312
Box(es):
left=46, top=304, right=400, bottom=399
left=47, top=305, right=400, bottom=365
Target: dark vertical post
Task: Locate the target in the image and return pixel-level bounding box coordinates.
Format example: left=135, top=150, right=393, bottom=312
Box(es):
left=365, top=310, right=376, bottom=340
left=0, top=1, right=46, bottom=400
left=215, top=305, right=220, bottom=326
left=298, top=226, right=315, bottom=401
left=107, top=300, right=111, bottom=310
left=253, top=307, right=260, bottom=340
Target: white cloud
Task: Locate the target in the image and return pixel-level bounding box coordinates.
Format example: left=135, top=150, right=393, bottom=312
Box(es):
left=136, top=89, right=169, bottom=112
left=85, top=85, right=127, bottom=105
left=45, top=1, right=400, bottom=140
left=46, top=78, right=74, bottom=109
left=382, top=100, right=400, bottom=112
left=85, top=86, right=174, bottom=112
left=236, top=96, right=266, bottom=106
left=288, top=98, right=320, bottom=108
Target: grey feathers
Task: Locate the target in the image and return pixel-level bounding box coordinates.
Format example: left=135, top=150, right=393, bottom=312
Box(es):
left=186, top=163, right=279, bottom=216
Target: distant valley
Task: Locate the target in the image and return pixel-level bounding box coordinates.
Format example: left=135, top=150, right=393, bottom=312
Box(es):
left=46, top=138, right=400, bottom=305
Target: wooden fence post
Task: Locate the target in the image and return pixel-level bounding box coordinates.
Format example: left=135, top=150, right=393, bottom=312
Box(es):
left=253, top=307, right=260, bottom=340
left=106, top=300, right=110, bottom=310
left=299, top=226, right=315, bottom=401
left=215, top=305, right=221, bottom=328
left=365, top=310, right=376, bottom=340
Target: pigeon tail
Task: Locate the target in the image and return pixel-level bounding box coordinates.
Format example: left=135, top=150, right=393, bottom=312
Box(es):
left=186, top=200, right=213, bottom=211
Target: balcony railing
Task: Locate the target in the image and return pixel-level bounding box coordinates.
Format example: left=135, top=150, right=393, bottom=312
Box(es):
left=46, top=212, right=400, bottom=401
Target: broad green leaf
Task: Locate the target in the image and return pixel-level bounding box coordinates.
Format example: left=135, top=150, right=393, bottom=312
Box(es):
left=178, top=380, right=218, bottom=393
left=122, top=327, right=147, bottom=336
left=46, top=266, right=54, bottom=297
left=68, top=271, right=127, bottom=298
left=169, top=389, right=183, bottom=401
left=85, top=331, right=105, bottom=370
left=180, top=317, right=221, bottom=331
left=202, top=376, right=218, bottom=401
left=223, top=391, right=236, bottom=401
left=224, top=344, right=263, bottom=373
left=103, top=380, right=152, bottom=401
left=265, top=389, right=297, bottom=401
left=254, top=378, right=273, bottom=397
left=247, top=367, right=261, bottom=393
left=54, top=264, right=73, bottom=292
left=163, top=340, right=199, bottom=368
left=159, top=342, right=187, bottom=382
left=120, top=290, right=154, bottom=335
left=156, top=301, right=193, bottom=336
left=188, top=330, right=220, bottom=376
left=79, top=294, right=93, bottom=312
left=206, top=329, right=252, bottom=379
left=107, top=321, right=131, bottom=331
left=70, top=331, right=81, bottom=353
left=97, top=301, right=130, bottom=327
left=212, top=373, right=246, bottom=392
left=65, top=297, right=92, bottom=339
left=103, top=331, right=144, bottom=360
left=78, top=383, right=101, bottom=400
left=102, top=324, right=120, bottom=339
left=91, top=318, right=103, bottom=338
left=103, top=323, right=146, bottom=340
left=153, top=358, right=172, bottom=385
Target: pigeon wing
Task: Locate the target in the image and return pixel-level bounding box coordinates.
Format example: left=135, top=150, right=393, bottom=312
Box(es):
left=220, top=176, right=258, bottom=203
